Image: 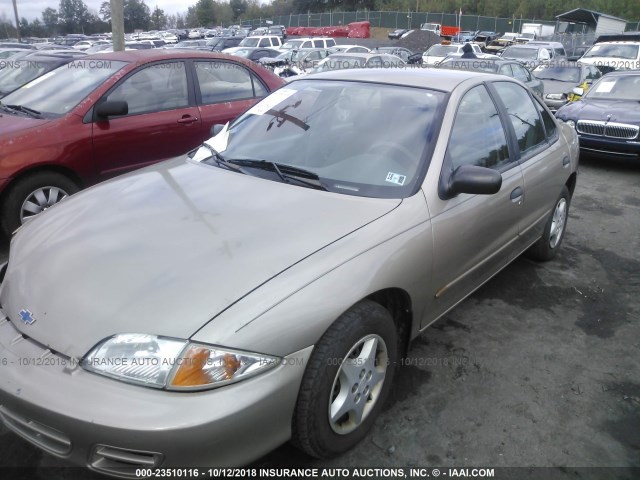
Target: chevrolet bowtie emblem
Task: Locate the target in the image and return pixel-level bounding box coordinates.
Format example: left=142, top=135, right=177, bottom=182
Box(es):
left=18, top=309, right=36, bottom=325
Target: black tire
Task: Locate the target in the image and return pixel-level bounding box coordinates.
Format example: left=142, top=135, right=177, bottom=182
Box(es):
left=526, top=185, right=570, bottom=262
left=292, top=300, right=397, bottom=458
left=1, top=172, right=79, bottom=235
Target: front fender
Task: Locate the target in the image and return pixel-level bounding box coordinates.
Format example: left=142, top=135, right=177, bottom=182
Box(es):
left=191, top=193, right=433, bottom=357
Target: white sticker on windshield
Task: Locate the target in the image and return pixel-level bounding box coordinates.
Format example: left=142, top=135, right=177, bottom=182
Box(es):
left=247, top=88, right=297, bottom=116
left=24, top=70, right=56, bottom=88
left=596, top=81, right=615, bottom=93
left=385, top=172, right=406, bottom=186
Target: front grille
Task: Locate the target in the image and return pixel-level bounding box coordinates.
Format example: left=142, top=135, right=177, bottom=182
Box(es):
left=0, top=405, right=71, bottom=455
left=90, top=445, right=164, bottom=477
left=577, top=120, right=639, bottom=139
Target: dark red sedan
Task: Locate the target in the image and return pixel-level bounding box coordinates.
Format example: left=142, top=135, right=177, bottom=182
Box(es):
left=0, top=49, right=284, bottom=234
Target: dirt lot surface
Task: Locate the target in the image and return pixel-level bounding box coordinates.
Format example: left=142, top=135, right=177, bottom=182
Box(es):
left=0, top=155, right=638, bottom=480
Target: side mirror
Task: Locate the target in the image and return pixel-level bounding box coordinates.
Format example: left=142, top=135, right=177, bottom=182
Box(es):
left=445, top=165, right=502, bottom=198
left=95, top=100, right=128, bottom=119
left=210, top=123, right=225, bottom=136
left=572, top=87, right=584, bottom=97
left=408, top=52, right=423, bottom=64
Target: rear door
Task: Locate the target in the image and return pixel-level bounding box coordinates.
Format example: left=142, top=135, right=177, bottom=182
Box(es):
left=191, top=59, right=271, bottom=138
left=489, top=81, right=568, bottom=248
left=92, top=60, right=201, bottom=179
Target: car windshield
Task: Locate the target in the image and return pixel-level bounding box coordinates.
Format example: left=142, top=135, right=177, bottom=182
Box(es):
left=195, top=80, right=445, bottom=198
left=583, top=43, right=639, bottom=59
left=241, top=38, right=261, bottom=47
left=281, top=40, right=304, bottom=50
left=503, top=47, right=538, bottom=59
left=584, top=75, right=640, bottom=101
left=0, top=60, right=57, bottom=95
left=230, top=48, right=253, bottom=58
left=533, top=66, right=580, bottom=82
left=426, top=45, right=458, bottom=56
left=1, top=60, right=127, bottom=116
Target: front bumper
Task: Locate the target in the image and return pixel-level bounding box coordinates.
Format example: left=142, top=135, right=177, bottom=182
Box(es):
left=578, top=135, right=640, bottom=160
left=543, top=98, right=568, bottom=112
left=0, top=316, right=312, bottom=477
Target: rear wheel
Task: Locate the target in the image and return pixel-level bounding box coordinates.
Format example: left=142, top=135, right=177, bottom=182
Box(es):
left=292, top=300, right=397, bottom=458
left=2, top=172, right=79, bottom=235
left=526, top=185, right=570, bottom=261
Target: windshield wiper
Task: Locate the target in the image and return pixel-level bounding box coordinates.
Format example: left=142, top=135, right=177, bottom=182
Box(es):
left=228, top=159, right=328, bottom=191
left=200, top=143, right=246, bottom=175
left=5, top=104, right=43, bottom=119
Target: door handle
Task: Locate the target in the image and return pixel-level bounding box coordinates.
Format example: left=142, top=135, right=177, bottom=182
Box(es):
left=510, top=186, right=523, bottom=203
left=177, top=115, right=198, bottom=125
left=562, top=156, right=570, bottom=167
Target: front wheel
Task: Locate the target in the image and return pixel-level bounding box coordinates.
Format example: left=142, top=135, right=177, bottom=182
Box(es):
left=292, top=300, right=397, bottom=458
left=526, top=185, right=570, bottom=261
left=2, top=172, right=79, bottom=235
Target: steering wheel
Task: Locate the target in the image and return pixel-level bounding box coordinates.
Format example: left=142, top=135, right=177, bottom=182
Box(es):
left=366, top=141, right=416, bottom=171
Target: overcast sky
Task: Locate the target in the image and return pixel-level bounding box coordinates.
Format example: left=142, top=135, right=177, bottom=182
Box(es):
left=2, top=0, right=192, bottom=22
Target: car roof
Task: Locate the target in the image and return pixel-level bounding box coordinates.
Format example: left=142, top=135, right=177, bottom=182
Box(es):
left=600, top=69, right=640, bottom=77
left=85, top=49, right=243, bottom=64
left=297, top=67, right=496, bottom=92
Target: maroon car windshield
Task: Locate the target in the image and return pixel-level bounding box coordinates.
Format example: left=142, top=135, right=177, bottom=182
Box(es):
left=1, top=60, right=127, bottom=117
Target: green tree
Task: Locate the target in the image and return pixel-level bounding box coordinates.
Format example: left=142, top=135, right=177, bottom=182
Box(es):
left=150, top=6, right=167, bottom=29
left=194, top=0, right=215, bottom=26
left=185, top=6, right=199, bottom=27
left=99, top=1, right=111, bottom=21
left=42, top=7, right=59, bottom=34
left=58, top=0, right=91, bottom=34
left=124, top=0, right=151, bottom=31
left=230, top=0, right=248, bottom=20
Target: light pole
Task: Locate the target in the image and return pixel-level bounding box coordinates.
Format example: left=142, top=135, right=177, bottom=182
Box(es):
left=12, top=0, right=21, bottom=42
left=111, top=0, right=125, bottom=51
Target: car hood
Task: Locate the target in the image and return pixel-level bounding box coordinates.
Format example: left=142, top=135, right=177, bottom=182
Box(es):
left=558, top=99, right=640, bottom=124
left=541, top=79, right=575, bottom=95
left=0, top=113, right=51, bottom=139
left=0, top=158, right=400, bottom=359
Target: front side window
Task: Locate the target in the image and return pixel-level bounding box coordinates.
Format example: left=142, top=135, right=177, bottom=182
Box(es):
left=1, top=60, right=127, bottom=117
left=446, top=85, right=510, bottom=171
left=494, top=82, right=546, bottom=155
left=197, top=80, right=445, bottom=198
left=510, top=64, right=530, bottom=82
left=104, top=62, right=188, bottom=115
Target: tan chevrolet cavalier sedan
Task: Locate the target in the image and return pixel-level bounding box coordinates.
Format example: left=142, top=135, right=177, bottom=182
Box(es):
left=0, top=67, right=578, bottom=475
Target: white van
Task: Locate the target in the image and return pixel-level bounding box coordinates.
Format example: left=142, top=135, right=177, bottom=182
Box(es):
left=280, top=37, right=336, bottom=51
left=239, top=35, right=282, bottom=48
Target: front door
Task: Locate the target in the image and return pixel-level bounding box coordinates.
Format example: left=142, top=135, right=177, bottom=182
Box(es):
left=92, top=61, right=202, bottom=179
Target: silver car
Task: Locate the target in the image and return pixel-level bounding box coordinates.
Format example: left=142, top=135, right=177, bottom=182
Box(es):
left=0, top=68, right=578, bottom=475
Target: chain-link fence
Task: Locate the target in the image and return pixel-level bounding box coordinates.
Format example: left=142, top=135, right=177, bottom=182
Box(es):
left=245, top=11, right=639, bottom=34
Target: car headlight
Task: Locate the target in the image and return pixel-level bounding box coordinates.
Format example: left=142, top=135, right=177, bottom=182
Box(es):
left=565, top=119, right=576, bottom=128
left=545, top=93, right=565, bottom=100
left=82, top=333, right=279, bottom=390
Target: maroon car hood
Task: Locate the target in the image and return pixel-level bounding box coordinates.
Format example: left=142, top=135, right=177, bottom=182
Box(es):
left=0, top=113, right=51, bottom=140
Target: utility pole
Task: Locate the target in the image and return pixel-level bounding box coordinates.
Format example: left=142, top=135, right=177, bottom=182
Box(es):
left=111, top=0, right=125, bottom=51
left=12, top=0, right=21, bottom=42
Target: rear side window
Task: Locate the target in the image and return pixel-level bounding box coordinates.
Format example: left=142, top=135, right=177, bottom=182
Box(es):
left=195, top=61, right=263, bottom=104
left=313, top=40, right=323, bottom=48
left=494, top=82, right=547, bottom=155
